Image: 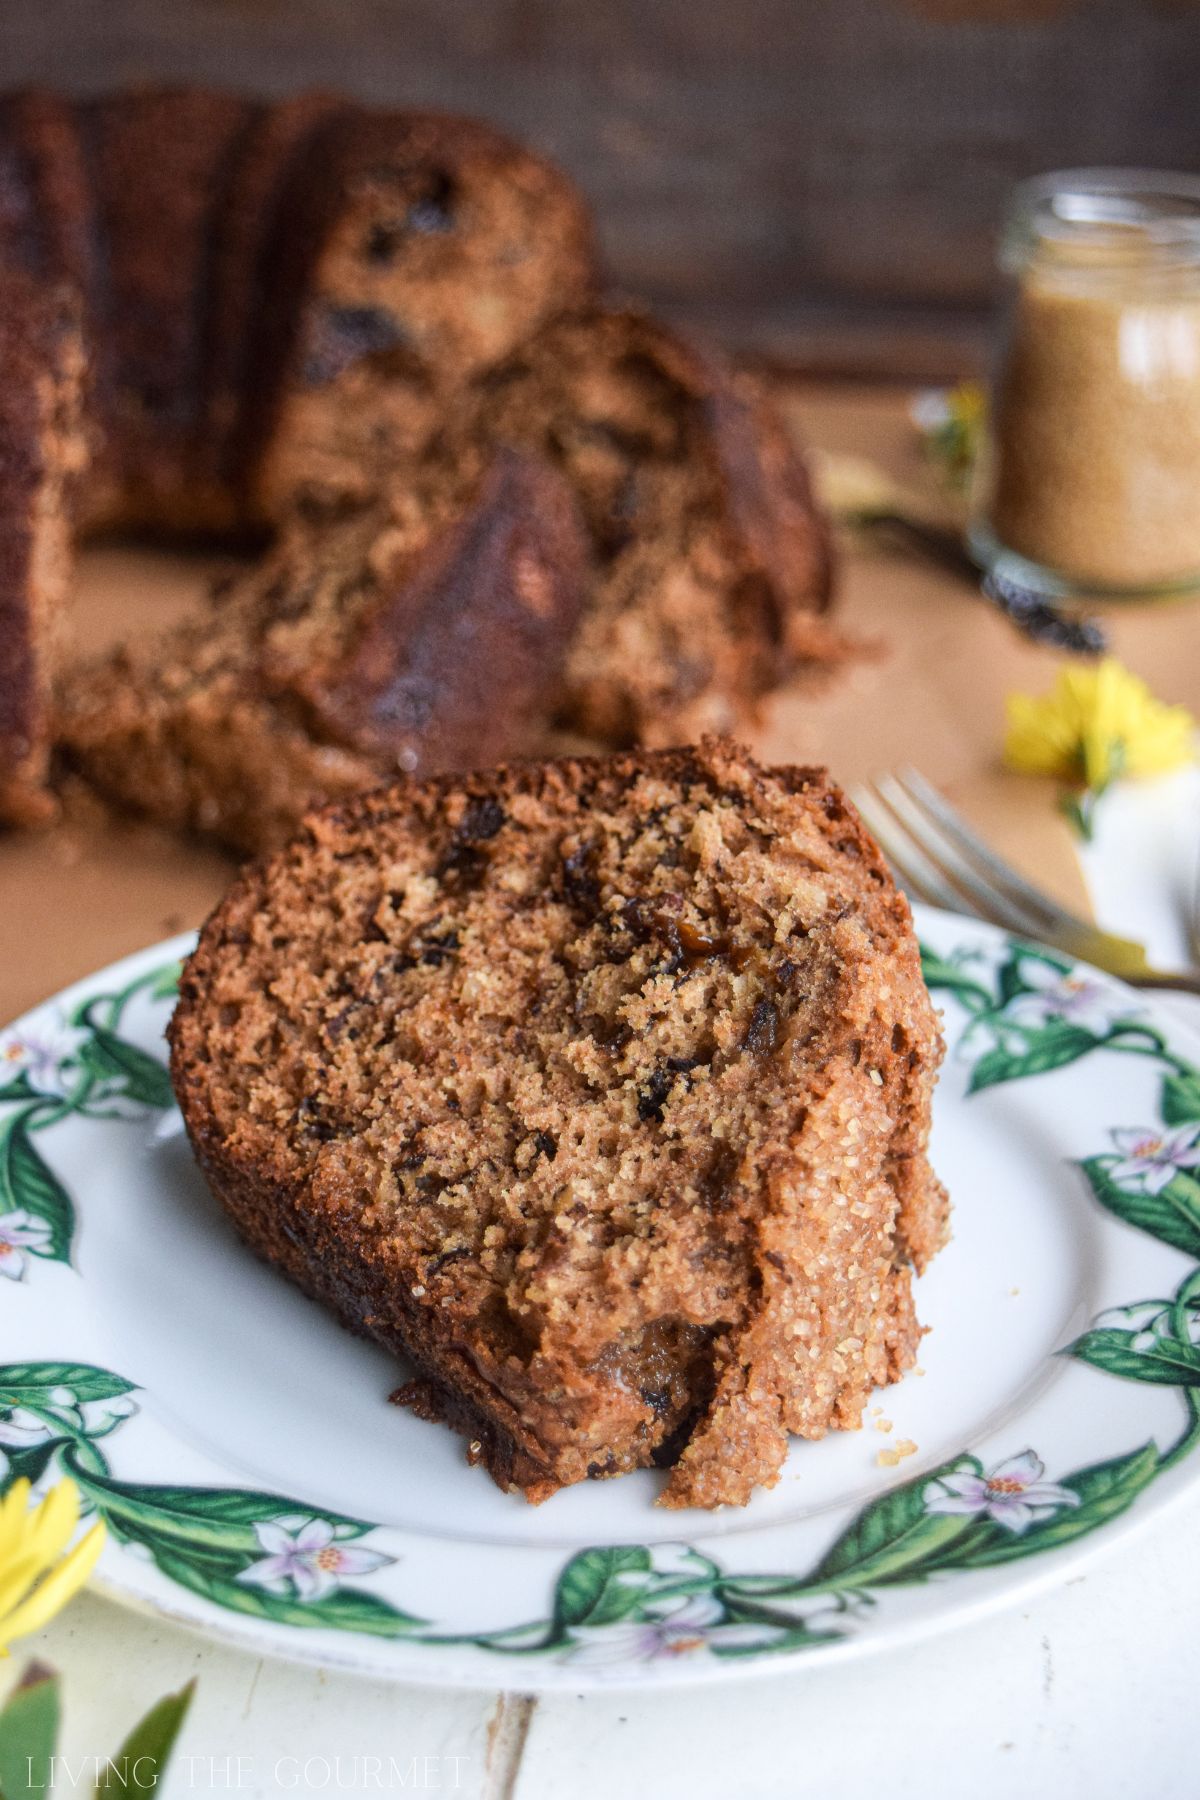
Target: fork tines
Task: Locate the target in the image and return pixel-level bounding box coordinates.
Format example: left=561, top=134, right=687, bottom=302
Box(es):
left=851, top=768, right=1085, bottom=940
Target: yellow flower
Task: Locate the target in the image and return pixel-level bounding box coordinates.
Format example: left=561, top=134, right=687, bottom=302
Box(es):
left=0, top=1478, right=105, bottom=1654
left=1005, top=659, right=1196, bottom=837
left=917, top=381, right=988, bottom=491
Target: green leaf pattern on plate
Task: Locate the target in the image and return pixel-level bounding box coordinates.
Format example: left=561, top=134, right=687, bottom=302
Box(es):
left=0, top=961, right=181, bottom=1276
left=1, top=933, right=1198, bottom=1665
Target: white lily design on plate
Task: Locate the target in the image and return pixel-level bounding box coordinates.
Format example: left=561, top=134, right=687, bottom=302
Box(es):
left=924, top=1451, right=1080, bottom=1534
left=0, top=1208, right=54, bottom=1279
left=236, top=1516, right=394, bottom=1602
left=566, top=1589, right=786, bottom=1669
left=1109, top=1125, right=1200, bottom=1194
left=1004, top=962, right=1127, bottom=1040
left=0, top=1019, right=86, bottom=1099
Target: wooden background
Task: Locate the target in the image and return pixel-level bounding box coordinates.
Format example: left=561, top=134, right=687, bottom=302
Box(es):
left=3, top=0, right=1198, bottom=377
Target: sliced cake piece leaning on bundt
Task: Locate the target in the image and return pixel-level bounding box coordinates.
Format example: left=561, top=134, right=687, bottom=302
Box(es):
left=58, top=448, right=588, bottom=854
left=169, top=739, right=948, bottom=1509
left=471, top=307, right=841, bottom=746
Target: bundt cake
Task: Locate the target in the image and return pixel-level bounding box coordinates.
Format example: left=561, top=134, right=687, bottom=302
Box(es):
left=59, top=448, right=588, bottom=854
left=0, top=272, right=86, bottom=825
left=0, top=87, right=839, bottom=836
left=0, top=86, right=596, bottom=822
left=169, top=739, right=947, bottom=1509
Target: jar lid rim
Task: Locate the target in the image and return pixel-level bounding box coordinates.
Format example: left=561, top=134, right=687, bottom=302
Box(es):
left=1011, top=169, right=1200, bottom=245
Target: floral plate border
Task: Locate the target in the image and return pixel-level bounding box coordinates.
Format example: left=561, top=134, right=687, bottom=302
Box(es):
left=3, top=912, right=1200, bottom=1689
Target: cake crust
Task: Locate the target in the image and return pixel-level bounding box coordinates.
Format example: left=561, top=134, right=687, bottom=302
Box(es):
left=0, top=274, right=86, bottom=824
left=59, top=448, right=589, bottom=853
left=170, top=739, right=947, bottom=1508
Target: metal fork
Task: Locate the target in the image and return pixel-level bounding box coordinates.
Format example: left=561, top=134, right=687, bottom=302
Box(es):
left=852, top=768, right=1200, bottom=995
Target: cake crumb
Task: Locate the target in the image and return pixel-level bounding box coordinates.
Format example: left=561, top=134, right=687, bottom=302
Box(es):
left=873, top=1416, right=893, bottom=1433
left=876, top=1438, right=919, bottom=1469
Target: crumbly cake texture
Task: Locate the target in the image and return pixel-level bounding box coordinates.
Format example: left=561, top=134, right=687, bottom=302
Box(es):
left=170, top=740, right=947, bottom=1509
left=474, top=308, right=838, bottom=745
left=58, top=448, right=589, bottom=854
left=0, top=86, right=597, bottom=823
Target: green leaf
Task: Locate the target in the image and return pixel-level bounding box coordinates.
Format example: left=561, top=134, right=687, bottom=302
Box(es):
left=147, top=962, right=183, bottom=1002
left=1162, top=1071, right=1200, bottom=1127
left=0, top=1074, right=36, bottom=1105
left=1080, top=1157, right=1200, bottom=1259
left=918, top=947, right=994, bottom=1009
left=967, top=1022, right=1099, bottom=1094
left=996, top=943, right=1075, bottom=1007
left=1066, top=1327, right=1200, bottom=1387
left=153, top=1551, right=422, bottom=1636
left=66, top=1461, right=372, bottom=1557
left=810, top=1458, right=985, bottom=1587
left=0, top=1439, right=63, bottom=1491
left=95, top=1682, right=194, bottom=1799
left=996, top=958, right=1028, bottom=1008
left=553, top=1547, right=652, bottom=1628
left=1007, top=941, right=1074, bottom=977
left=948, top=1443, right=1160, bottom=1568
left=0, top=1666, right=60, bottom=1800
left=79, top=1030, right=174, bottom=1110
left=0, top=1116, right=73, bottom=1260
left=0, top=1364, right=137, bottom=1406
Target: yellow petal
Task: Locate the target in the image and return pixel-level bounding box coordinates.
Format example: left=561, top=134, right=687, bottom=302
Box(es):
left=23, top=1480, right=80, bottom=1567
left=0, top=1520, right=105, bottom=1649
left=1004, top=658, right=1196, bottom=791
left=0, top=1480, right=33, bottom=1555
left=0, top=1548, right=57, bottom=1620
left=1004, top=693, right=1081, bottom=777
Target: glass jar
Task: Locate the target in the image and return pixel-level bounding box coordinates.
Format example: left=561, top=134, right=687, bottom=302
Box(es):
left=969, top=170, right=1200, bottom=600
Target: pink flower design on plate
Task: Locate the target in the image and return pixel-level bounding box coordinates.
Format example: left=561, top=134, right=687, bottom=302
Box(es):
left=924, top=1451, right=1080, bottom=1534
left=0, top=1208, right=54, bottom=1280
left=1109, top=1125, right=1200, bottom=1195
left=0, top=1020, right=85, bottom=1098
left=1005, top=964, right=1124, bottom=1039
left=566, top=1591, right=785, bottom=1669
left=236, top=1516, right=394, bottom=1602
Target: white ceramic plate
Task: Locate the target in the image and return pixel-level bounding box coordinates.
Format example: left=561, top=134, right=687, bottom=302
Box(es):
left=3, top=906, right=1200, bottom=1690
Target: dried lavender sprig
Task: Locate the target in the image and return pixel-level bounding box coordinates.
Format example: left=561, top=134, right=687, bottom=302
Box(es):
left=981, top=569, right=1108, bottom=656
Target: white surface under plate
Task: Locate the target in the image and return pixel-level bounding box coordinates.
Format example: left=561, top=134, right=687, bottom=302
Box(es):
left=3, top=905, right=1200, bottom=1690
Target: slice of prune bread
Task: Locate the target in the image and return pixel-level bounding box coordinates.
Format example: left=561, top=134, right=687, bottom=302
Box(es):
left=169, top=738, right=947, bottom=1508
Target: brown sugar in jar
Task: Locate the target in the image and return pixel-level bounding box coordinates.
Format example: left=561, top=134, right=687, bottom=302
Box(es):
left=971, top=171, right=1200, bottom=598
